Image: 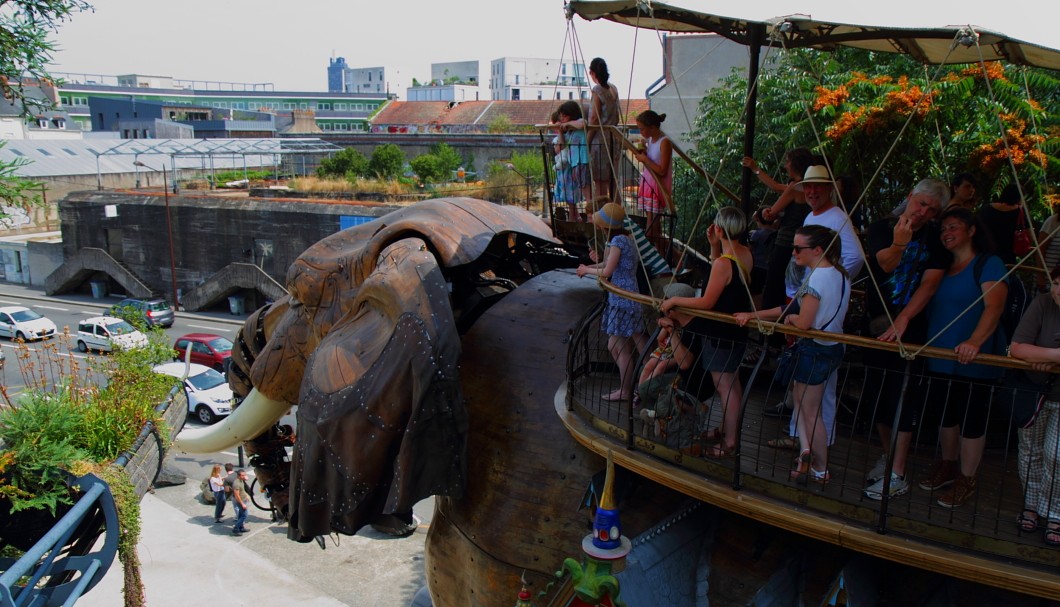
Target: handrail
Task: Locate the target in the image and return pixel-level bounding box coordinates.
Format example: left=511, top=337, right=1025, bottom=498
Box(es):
left=593, top=279, right=1040, bottom=371
left=0, top=475, right=119, bottom=607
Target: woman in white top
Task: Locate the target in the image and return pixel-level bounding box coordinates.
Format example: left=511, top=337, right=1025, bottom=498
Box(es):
left=736, top=225, right=850, bottom=484
left=208, top=463, right=227, bottom=523
left=633, top=110, right=673, bottom=250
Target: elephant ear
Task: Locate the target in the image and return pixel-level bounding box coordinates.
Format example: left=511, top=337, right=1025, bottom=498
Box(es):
left=287, top=237, right=467, bottom=541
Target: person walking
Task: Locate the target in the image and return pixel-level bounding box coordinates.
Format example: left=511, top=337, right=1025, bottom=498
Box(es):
left=208, top=464, right=227, bottom=523
left=231, top=469, right=250, bottom=535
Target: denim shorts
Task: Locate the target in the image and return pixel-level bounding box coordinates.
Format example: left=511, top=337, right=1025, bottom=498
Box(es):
left=791, top=339, right=844, bottom=386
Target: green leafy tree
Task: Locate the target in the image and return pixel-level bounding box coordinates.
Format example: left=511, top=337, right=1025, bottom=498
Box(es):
left=316, top=147, right=369, bottom=179
left=368, top=144, right=406, bottom=179
left=0, top=1, right=90, bottom=221
left=0, top=0, right=91, bottom=115
left=687, top=48, right=1059, bottom=227
left=430, top=142, right=464, bottom=175
left=409, top=154, right=445, bottom=184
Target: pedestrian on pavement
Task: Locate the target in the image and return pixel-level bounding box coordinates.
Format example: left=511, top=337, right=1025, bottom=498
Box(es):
left=231, top=469, right=250, bottom=535
left=208, top=464, right=227, bottom=523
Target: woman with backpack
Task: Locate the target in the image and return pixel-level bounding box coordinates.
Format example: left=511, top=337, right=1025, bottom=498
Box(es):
left=918, top=207, right=1007, bottom=509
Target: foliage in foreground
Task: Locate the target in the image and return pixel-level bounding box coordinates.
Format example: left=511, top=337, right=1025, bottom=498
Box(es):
left=0, top=330, right=174, bottom=514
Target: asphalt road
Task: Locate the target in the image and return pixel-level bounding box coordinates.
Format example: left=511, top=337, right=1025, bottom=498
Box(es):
left=0, top=284, right=433, bottom=607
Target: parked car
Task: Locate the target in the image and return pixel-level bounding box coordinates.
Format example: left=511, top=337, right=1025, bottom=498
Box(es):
left=153, top=362, right=233, bottom=424
left=107, top=298, right=175, bottom=329
left=0, top=306, right=57, bottom=341
left=173, top=333, right=233, bottom=373
left=75, top=316, right=149, bottom=353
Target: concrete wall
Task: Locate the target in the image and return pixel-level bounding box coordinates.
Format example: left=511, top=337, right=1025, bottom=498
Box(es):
left=650, top=34, right=749, bottom=151
left=57, top=191, right=399, bottom=307
left=27, top=240, right=63, bottom=287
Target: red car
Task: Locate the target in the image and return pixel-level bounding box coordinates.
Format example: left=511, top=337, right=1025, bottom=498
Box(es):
left=173, top=333, right=233, bottom=373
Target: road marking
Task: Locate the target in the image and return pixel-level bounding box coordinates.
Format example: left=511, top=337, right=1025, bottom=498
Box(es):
left=33, top=304, right=70, bottom=312
left=188, top=324, right=233, bottom=333
left=0, top=300, right=22, bottom=306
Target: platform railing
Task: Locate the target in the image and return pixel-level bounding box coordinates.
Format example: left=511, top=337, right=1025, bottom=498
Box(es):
left=565, top=286, right=1060, bottom=571
left=0, top=475, right=118, bottom=607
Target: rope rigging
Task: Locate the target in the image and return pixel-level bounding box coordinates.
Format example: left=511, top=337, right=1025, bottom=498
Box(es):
left=561, top=5, right=1053, bottom=369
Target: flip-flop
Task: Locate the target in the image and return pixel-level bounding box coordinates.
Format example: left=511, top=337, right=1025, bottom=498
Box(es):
left=1017, top=509, right=1039, bottom=533
left=1046, top=522, right=1060, bottom=547
left=768, top=437, right=800, bottom=450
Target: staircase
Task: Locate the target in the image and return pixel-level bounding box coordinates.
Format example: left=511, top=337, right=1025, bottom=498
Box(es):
left=44, top=248, right=154, bottom=299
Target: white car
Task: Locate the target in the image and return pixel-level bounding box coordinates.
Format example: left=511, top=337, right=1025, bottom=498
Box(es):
left=75, top=316, right=148, bottom=353
left=153, top=362, right=233, bottom=424
left=0, top=306, right=57, bottom=341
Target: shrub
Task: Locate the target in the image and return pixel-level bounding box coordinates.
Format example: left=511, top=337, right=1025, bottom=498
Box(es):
left=369, top=144, right=406, bottom=180
left=317, top=148, right=369, bottom=179
left=409, top=154, right=446, bottom=184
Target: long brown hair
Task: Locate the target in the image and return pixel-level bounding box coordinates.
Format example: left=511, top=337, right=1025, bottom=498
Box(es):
left=211, top=464, right=223, bottom=477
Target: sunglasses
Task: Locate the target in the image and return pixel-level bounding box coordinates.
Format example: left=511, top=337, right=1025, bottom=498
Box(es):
left=792, top=245, right=816, bottom=253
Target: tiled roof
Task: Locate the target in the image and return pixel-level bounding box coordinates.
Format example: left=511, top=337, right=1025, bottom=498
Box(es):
left=372, top=99, right=651, bottom=128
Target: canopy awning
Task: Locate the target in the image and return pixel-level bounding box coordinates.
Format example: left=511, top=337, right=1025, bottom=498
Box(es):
left=567, top=0, right=1060, bottom=69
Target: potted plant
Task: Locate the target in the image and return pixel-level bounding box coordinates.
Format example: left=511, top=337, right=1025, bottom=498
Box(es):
left=0, top=327, right=187, bottom=607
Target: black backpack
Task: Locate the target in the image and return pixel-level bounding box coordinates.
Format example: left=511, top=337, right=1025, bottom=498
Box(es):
left=972, top=255, right=1028, bottom=341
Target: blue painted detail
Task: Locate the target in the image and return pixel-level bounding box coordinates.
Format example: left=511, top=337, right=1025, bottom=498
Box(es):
left=339, top=216, right=373, bottom=230
left=0, top=474, right=119, bottom=607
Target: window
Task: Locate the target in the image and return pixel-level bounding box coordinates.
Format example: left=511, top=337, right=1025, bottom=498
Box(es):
left=556, top=92, right=561, bottom=100
left=282, top=102, right=295, bottom=110
left=368, top=72, right=372, bottom=82
left=318, top=103, right=330, bottom=110
left=568, top=92, right=574, bottom=99
left=322, top=123, right=331, bottom=130
left=36, top=148, right=53, bottom=157
left=354, top=103, right=364, bottom=111
left=336, top=103, right=347, bottom=110
left=60, top=96, right=69, bottom=105
left=299, top=103, right=307, bottom=109
left=10, top=149, right=23, bottom=157
left=72, top=97, right=87, bottom=106
left=537, top=91, right=542, bottom=100
left=62, top=148, right=77, bottom=156
left=248, top=102, right=260, bottom=110
left=512, top=89, right=520, bottom=100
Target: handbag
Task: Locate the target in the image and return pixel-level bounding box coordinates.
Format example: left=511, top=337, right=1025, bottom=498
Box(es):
left=999, top=369, right=1050, bottom=429
left=1013, top=208, right=1033, bottom=257
left=773, top=275, right=845, bottom=387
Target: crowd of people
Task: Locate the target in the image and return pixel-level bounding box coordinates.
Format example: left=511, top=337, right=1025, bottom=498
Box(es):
left=574, top=161, right=1058, bottom=547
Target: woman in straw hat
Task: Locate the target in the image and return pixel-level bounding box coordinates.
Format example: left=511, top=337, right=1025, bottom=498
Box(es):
left=577, top=202, right=646, bottom=401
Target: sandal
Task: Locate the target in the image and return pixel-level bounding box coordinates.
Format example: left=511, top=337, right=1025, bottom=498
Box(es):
left=767, top=437, right=799, bottom=450
left=1017, top=509, right=1039, bottom=533
left=699, top=428, right=723, bottom=443
left=810, top=468, right=832, bottom=485
left=791, top=450, right=812, bottom=484
left=704, top=443, right=735, bottom=458
left=1046, top=522, right=1060, bottom=547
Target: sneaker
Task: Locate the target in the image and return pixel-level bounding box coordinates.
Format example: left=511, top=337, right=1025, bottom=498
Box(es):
left=865, top=454, right=889, bottom=485
left=762, top=400, right=793, bottom=418
left=863, top=473, right=909, bottom=501
left=638, top=408, right=656, bottom=423
left=918, top=459, right=957, bottom=491
left=936, top=474, right=977, bottom=509
left=232, top=528, right=245, bottom=535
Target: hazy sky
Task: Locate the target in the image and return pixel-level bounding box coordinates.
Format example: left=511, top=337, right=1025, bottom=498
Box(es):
left=48, top=1, right=1059, bottom=97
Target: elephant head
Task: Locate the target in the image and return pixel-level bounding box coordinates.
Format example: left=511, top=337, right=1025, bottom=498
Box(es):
left=174, top=197, right=562, bottom=539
